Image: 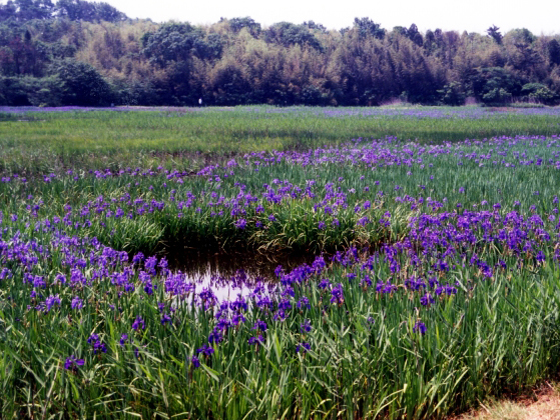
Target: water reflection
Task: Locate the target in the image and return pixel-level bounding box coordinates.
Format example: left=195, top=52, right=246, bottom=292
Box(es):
left=168, top=250, right=317, bottom=302
left=179, top=265, right=270, bottom=302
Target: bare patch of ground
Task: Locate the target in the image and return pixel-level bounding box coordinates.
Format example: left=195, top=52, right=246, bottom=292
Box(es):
left=453, top=383, right=560, bottom=420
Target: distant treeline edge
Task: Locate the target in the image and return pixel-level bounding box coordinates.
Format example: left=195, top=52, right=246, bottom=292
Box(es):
left=1, top=0, right=560, bottom=107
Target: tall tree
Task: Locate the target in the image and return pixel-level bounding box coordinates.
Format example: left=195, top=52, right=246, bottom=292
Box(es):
left=353, top=17, right=385, bottom=40
left=56, top=0, right=126, bottom=22
left=225, top=17, right=261, bottom=37
left=486, top=25, right=502, bottom=45
left=407, top=23, right=423, bottom=47
left=142, top=23, right=219, bottom=67
left=264, top=22, right=323, bottom=51
left=548, top=39, right=560, bottom=66
left=55, top=58, right=112, bottom=105
left=0, top=1, right=17, bottom=21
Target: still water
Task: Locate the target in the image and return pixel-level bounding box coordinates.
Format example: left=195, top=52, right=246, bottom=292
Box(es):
left=167, top=250, right=317, bottom=302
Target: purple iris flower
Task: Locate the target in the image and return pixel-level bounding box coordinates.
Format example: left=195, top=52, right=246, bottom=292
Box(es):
left=132, top=316, right=145, bottom=330
left=64, top=355, right=84, bottom=371
left=413, top=321, right=427, bottom=335
left=296, top=343, right=311, bottom=353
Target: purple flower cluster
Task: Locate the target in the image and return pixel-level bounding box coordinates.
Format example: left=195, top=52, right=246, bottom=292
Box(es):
left=4, top=130, right=560, bottom=383
left=87, top=334, right=107, bottom=354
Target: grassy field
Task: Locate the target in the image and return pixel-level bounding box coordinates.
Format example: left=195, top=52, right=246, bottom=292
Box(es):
left=2, top=106, right=560, bottom=419
left=1, top=105, right=560, bottom=174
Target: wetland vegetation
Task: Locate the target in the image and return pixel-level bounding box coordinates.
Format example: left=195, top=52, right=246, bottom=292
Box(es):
left=2, top=106, right=560, bottom=419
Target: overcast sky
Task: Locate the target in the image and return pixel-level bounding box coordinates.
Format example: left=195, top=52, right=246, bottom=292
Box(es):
left=101, top=0, right=559, bottom=35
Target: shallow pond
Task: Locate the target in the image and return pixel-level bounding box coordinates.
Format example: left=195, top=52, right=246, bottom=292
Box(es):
left=168, top=250, right=318, bottom=302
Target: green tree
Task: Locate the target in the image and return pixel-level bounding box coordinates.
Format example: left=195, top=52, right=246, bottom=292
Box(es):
left=0, top=1, right=17, bottom=22
left=13, top=0, right=55, bottom=21
left=521, top=82, right=557, bottom=104
left=506, top=28, right=536, bottom=45
left=94, top=2, right=126, bottom=22
left=0, top=75, right=32, bottom=104
left=486, top=25, right=502, bottom=45
left=264, top=22, right=323, bottom=51
left=503, top=29, right=543, bottom=78
left=226, top=17, right=261, bottom=37
left=209, top=58, right=252, bottom=105
left=547, top=39, right=560, bottom=66
left=54, top=58, right=112, bottom=105
left=142, top=23, right=221, bottom=67
left=407, top=23, right=423, bottom=47
left=438, top=81, right=466, bottom=105
left=55, top=0, right=127, bottom=22
left=353, top=17, right=385, bottom=40
left=303, top=20, right=327, bottom=34
left=470, top=67, right=521, bottom=103
left=26, top=74, right=64, bottom=105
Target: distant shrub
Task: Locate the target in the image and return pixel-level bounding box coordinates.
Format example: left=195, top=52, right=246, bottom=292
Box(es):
left=54, top=59, right=114, bottom=106
left=27, top=76, right=65, bottom=107
left=509, top=102, right=546, bottom=108
left=438, top=82, right=466, bottom=106
left=482, top=88, right=512, bottom=104
left=521, top=83, right=558, bottom=105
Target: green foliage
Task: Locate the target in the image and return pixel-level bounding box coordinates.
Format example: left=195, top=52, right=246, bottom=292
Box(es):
left=0, top=11, right=560, bottom=106
left=302, top=20, right=327, bottom=33
left=486, top=25, right=502, bottom=45
left=55, top=58, right=113, bottom=105
left=521, top=83, right=557, bottom=104
left=300, top=85, right=330, bottom=105
left=142, top=22, right=223, bottom=68
left=482, top=88, right=512, bottom=104
left=0, top=0, right=17, bottom=21
left=0, top=78, right=5, bottom=104
left=505, top=28, right=536, bottom=45
left=0, top=75, right=33, bottom=104
left=209, top=60, right=252, bottom=105
left=406, top=23, right=423, bottom=46
left=0, top=0, right=127, bottom=23
left=438, top=82, right=466, bottom=106
left=12, top=0, right=55, bottom=21
left=264, top=22, right=323, bottom=51
left=4, top=119, right=560, bottom=418
left=353, top=17, right=385, bottom=40
left=470, top=67, right=521, bottom=104
left=226, top=16, right=261, bottom=37
left=547, top=39, right=560, bottom=66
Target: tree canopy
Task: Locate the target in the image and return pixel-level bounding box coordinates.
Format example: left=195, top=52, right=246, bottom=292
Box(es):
left=1, top=6, right=560, bottom=107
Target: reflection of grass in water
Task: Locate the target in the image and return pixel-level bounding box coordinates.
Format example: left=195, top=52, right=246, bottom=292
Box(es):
left=167, top=249, right=316, bottom=279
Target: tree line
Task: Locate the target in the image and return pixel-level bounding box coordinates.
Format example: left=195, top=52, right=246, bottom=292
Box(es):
left=1, top=0, right=560, bottom=107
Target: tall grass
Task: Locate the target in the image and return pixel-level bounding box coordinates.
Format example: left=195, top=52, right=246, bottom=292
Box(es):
left=3, top=109, right=560, bottom=418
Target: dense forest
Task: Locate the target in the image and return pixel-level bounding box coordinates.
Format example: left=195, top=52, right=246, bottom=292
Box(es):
left=1, top=0, right=560, bottom=107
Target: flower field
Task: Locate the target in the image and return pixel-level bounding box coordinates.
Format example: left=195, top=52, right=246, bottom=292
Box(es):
left=2, top=107, right=560, bottom=418
left=2, top=105, right=560, bottom=175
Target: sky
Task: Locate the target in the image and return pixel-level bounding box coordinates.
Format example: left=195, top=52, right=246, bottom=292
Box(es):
left=102, top=0, right=560, bottom=35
